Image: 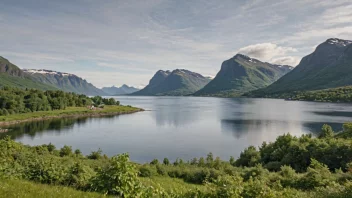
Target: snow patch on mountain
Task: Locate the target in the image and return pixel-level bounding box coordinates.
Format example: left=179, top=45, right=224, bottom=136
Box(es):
left=23, top=69, right=75, bottom=77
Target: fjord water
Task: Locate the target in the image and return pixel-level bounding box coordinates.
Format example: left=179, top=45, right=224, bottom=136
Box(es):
left=5, top=97, right=352, bottom=163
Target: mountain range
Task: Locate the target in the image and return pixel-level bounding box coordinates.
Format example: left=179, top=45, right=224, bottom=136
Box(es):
left=102, top=85, right=140, bottom=95
left=194, top=54, right=293, bottom=97
left=23, top=69, right=106, bottom=96
left=132, top=69, right=211, bottom=96
left=1, top=37, right=351, bottom=98
left=248, top=38, right=352, bottom=97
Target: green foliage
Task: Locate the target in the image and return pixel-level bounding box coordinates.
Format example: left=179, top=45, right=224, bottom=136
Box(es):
left=319, top=124, right=334, bottom=138
left=1, top=122, right=352, bottom=197
left=59, top=145, right=72, bottom=157
left=87, top=148, right=103, bottom=160
left=163, top=157, right=170, bottom=165
left=0, top=87, right=93, bottom=115
left=90, top=153, right=143, bottom=197
left=235, top=146, right=260, bottom=167
left=150, top=158, right=159, bottom=165
left=251, top=86, right=352, bottom=102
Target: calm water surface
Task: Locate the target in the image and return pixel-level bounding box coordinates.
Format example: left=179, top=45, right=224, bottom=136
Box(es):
left=5, top=97, right=352, bottom=162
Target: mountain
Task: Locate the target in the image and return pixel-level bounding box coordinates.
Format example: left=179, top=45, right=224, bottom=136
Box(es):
left=132, top=69, right=211, bottom=96
left=0, top=57, right=57, bottom=90
left=102, top=85, right=140, bottom=95
left=23, top=69, right=106, bottom=96
left=248, top=38, right=352, bottom=97
left=194, top=54, right=293, bottom=97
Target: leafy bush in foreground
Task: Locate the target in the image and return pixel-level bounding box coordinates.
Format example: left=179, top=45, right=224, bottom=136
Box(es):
left=0, top=123, right=352, bottom=197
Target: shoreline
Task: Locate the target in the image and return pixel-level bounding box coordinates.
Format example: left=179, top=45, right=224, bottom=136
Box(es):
left=0, top=107, right=144, bottom=127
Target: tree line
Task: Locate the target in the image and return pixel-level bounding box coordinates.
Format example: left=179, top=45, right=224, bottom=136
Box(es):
left=0, top=87, right=120, bottom=116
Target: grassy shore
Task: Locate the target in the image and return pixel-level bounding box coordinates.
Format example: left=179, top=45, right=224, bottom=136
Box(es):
left=0, top=105, right=143, bottom=126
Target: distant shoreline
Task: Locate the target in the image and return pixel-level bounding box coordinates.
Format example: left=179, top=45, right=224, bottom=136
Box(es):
left=0, top=106, right=144, bottom=128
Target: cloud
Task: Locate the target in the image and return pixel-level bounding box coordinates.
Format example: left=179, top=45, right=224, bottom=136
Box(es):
left=1, top=0, right=352, bottom=86
left=237, top=43, right=298, bottom=65
left=271, top=56, right=300, bottom=66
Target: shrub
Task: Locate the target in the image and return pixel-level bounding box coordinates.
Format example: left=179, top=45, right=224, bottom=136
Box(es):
left=87, top=148, right=102, bottom=160
left=163, top=158, right=170, bottom=165
left=59, top=145, right=72, bottom=157
left=90, top=153, right=143, bottom=196
left=138, top=166, right=154, bottom=177
left=64, top=162, right=95, bottom=189
left=150, top=159, right=159, bottom=165
left=156, top=165, right=167, bottom=176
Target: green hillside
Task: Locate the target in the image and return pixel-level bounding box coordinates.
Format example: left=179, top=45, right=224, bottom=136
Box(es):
left=194, top=54, right=293, bottom=97
left=0, top=57, right=56, bottom=90
left=0, top=74, right=57, bottom=90
left=248, top=38, right=352, bottom=97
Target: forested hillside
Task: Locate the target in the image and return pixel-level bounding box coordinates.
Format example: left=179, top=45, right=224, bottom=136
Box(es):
left=194, top=54, right=293, bottom=97
left=249, top=38, right=352, bottom=97
left=252, top=86, right=352, bottom=102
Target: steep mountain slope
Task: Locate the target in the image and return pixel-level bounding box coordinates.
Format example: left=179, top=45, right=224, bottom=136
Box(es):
left=23, top=69, right=106, bottom=96
left=102, top=85, right=140, bottom=95
left=194, top=54, right=293, bottom=97
left=131, top=70, right=171, bottom=95
left=248, top=38, right=352, bottom=96
left=0, top=57, right=57, bottom=90
left=132, top=69, right=210, bottom=96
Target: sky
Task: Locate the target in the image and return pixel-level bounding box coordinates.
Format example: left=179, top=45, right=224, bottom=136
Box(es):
left=1, top=0, right=352, bottom=88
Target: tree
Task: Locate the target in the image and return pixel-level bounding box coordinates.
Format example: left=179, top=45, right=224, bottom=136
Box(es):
left=319, top=124, right=334, bottom=138
left=163, top=158, right=170, bottom=165
left=235, top=146, right=260, bottom=167
left=59, top=145, right=72, bottom=157
left=150, top=159, right=159, bottom=165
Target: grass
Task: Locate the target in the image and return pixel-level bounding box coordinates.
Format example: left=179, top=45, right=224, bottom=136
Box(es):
left=0, top=105, right=142, bottom=123
left=140, top=176, right=208, bottom=193
left=0, top=179, right=107, bottom=198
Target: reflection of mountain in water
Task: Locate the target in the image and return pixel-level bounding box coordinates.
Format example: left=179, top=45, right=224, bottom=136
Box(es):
left=312, top=111, right=352, bottom=117
left=221, top=119, right=305, bottom=139
left=2, top=116, right=115, bottom=140
left=152, top=98, right=201, bottom=127
left=302, top=122, right=344, bottom=133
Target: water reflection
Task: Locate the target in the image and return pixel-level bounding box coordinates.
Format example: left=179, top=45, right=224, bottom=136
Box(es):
left=2, top=116, right=118, bottom=140
left=151, top=97, right=204, bottom=127
left=4, top=96, right=352, bottom=162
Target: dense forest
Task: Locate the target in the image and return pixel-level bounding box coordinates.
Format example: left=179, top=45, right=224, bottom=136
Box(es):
left=245, top=86, right=352, bottom=103
left=0, top=87, right=120, bottom=116
left=288, top=86, right=352, bottom=102
left=1, top=123, right=352, bottom=197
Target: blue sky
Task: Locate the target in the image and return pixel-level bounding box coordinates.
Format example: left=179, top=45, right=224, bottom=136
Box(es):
left=1, top=0, right=352, bottom=88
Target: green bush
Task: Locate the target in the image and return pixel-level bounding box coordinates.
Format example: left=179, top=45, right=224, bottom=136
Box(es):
left=59, top=145, right=72, bottom=157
